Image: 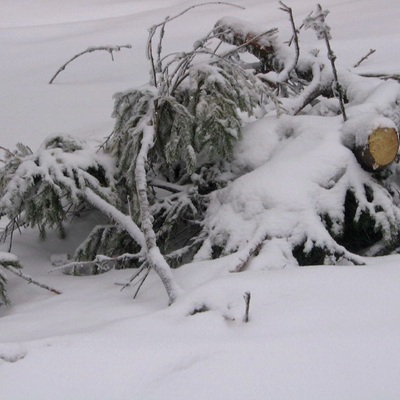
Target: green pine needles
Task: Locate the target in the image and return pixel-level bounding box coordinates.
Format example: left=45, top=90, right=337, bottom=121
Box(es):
left=0, top=135, right=115, bottom=241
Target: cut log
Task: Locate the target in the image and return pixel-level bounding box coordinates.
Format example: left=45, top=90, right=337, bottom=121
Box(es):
left=354, top=127, right=399, bottom=171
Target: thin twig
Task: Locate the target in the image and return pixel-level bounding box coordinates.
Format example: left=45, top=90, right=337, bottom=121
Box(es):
left=133, top=267, right=152, bottom=299
left=147, top=26, right=158, bottom=86
left=147, top=2, right=245, bottom=88
left=50, top=252, right=143, bottom=274
left=278, top=1, right=300, bottom=81
left=353, top=49, right=376, bottom=68
left=120, top=264, right=146, bottom=291
left=150, top=2, right=244, bottom=31
left=318, top=4, right=346, bottom=121
left=49, top=44, right=132, bottom=84
left=3, top=264, right=62, bottom=295
left=0, top=146, right=15, bottom=158
left=357, top=73, right=400, bottom=82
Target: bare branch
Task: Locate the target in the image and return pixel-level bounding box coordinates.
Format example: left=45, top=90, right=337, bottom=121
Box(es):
left=150, top=2, right=244, bottom=32
left=306, top=4, right=347, bottom=121
left=147, top=2, right=245, bottom=88
left=0, top=146, right=15, bottom=158
left=3, top=264, right=62, bottom=295
left=357, top=73, right=400, bottom=82
left=49, top=44, right=132, bottom=84
left=133, top=267, right=151, bottom=299
left=353, top=49, right=376, bottom=68
left=120, top=264, right=147, bottom=291
left=50, top=252, right=144, bottom=275
left=278, top=1, right=300, bottom=81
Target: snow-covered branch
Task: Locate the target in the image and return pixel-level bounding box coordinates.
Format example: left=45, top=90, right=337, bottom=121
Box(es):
left=134, top=111, right=183, bottom=303
left=49, top=44, right=132, bottom=84
left=84, top=187, right=146, bottom=249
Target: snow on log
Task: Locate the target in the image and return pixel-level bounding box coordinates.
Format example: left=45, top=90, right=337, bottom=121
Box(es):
left=342, top=114, right=399, bottom=171
left=213, top=17, right=278, bottom=64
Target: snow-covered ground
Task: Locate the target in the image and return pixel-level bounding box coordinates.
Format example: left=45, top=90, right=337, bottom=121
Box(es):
left=1, top=1, right=400, bottom=399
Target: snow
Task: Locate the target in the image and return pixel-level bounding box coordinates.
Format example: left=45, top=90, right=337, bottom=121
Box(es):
left=0, top=252, right=19, bottom=264
left=2, top=0, right=400, bottom=399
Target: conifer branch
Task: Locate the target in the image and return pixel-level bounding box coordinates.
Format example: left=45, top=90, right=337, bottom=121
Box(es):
left=49, top=44, right=132, bottom=84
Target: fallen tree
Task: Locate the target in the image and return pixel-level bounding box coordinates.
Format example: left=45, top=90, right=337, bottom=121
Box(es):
left=1, top=2, right=400, bottom=303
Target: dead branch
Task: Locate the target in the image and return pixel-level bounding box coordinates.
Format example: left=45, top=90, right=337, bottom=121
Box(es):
left=0, top=146, right=14, bottom=158
left=50, top=251, right=144, bottom=276
left=230, top=238, right=265, bottom=273
left=278, top=1, right=300, bottom=81
left=357, top=73, right=400, bottom=82
left=305, top=4, right=347, bottom=121
left=3, top=264, right=62, bottom=295
left=133, top=267, right=151, bottom=299
left=120, top=264, right=147, bottom=291
left=147, top=2, right=245, bottom=87
left=49, top=44, right=132, bottom=84
left=353, top=49, right=376, bottom=68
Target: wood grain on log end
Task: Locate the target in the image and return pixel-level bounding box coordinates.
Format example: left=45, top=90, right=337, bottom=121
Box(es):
left=357, top=127, right=399, bottom=171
